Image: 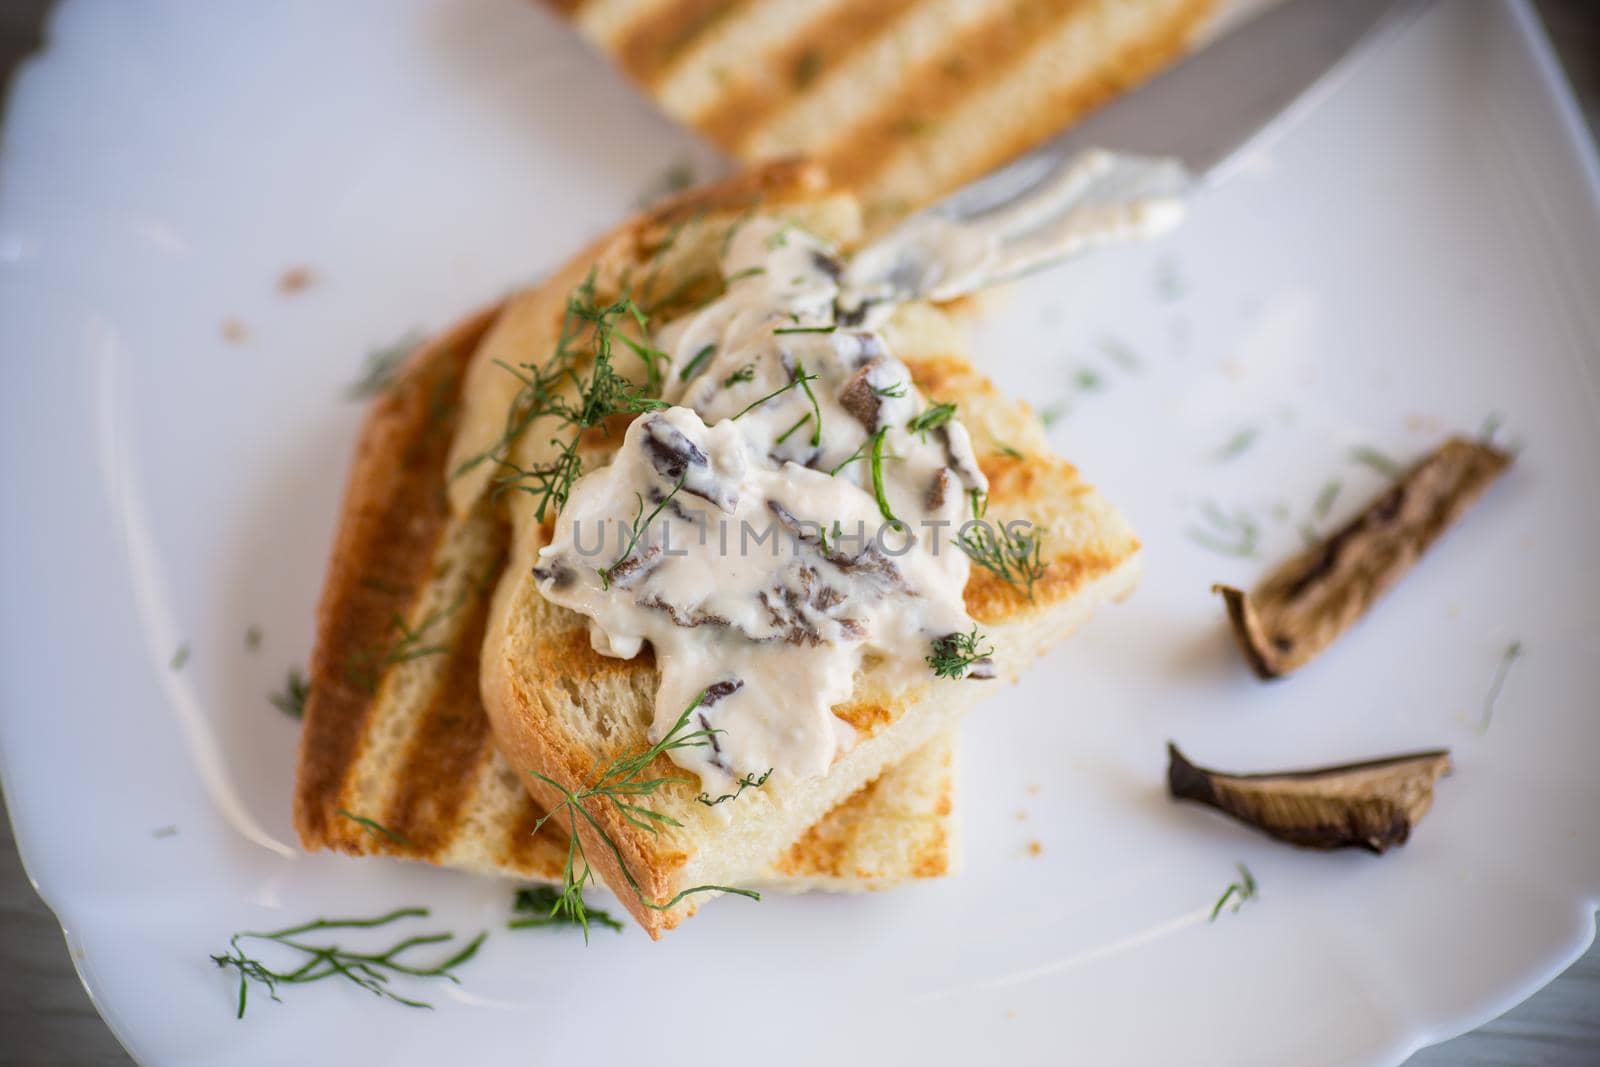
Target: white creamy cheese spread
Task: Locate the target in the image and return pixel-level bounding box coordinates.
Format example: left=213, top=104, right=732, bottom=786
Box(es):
left=533, top=220, right=991, bottom=792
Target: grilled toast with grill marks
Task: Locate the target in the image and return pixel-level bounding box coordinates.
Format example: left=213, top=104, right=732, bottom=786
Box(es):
left=458, top=160, right=1142, bottom=936
left=292, top=270, right=960, bottom=889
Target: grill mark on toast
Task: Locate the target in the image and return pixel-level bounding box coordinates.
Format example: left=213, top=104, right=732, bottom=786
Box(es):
left=817, top=0, right=1209, bottom=194
left=615, top=0, right=752, bottom=88
left=695, top=0, right=923, bottom=152
left=817, top=0, right=1099, bottom=190
left=931, top=0, right=1213, bottom=202
left=382, top=530, right=508, bottom=854
left=293, top=308, right=500, bottom=848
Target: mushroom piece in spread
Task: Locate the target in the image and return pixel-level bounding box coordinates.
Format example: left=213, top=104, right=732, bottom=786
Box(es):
left=1166, top=743, right=1452, bottom=853
left=1215, top=436, right=1512, bottom=679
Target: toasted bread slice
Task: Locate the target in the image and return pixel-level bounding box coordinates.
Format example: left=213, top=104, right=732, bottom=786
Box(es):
left=461, top=161, right=1141, bottom=935
left=292, top=287, right=960, bottom=889
left=546, top=0, right=1222, bottom=228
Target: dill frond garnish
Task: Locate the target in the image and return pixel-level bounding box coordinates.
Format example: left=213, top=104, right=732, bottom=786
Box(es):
left=1208, top=863, right=1258, bottom=922
left=968, top=487, right=988, bottom=519
left=679, top=342, right=716, bottom=383
left=527, top=690, right=761, bottom=940
left=1349, top=445, right=1403, bottom=478
left=509, top=886, right=623, bottom=933
left=170, top=643, right=190, bottom=671
left=795, top=359, right=823, bottom=446
left=1213, top=427, right=1260, bottom=463
left=698, top=769, right=772, bottom=807
left=872, top=381, right=907, bottom=399
left=270, top=667, right=309, bottom=720
left=1479, top=640, right=1524, bottom=733
left=1073, top=368, right=1105, bottom=392
left=927, top=628, right=993, bottom=680
left=956, top=520, right=1046, bottom=600
left=906, top=402, right=956, bottom=440
left=1184, top=501, right=1260, bottom=558
left=211, top=908, right=484, bottom=1018
left=600, top=475, right=687, bottom=590
left=346, top=330, right=423, bottom=400
left=773, top=324, right=837, bottom=335
left=722, top=265, right=766, bottom=286
left=345, top=585, right=472, bottom=694
left=1313, top=480, right=1342, bottom=520
left=337, top=808, right=411, bottom=846
left=829, top=437, right=869, bottom=477
left=869, top=428, right=903, bottom=529
left=730, top=368, right=820, bottom=420
left=453, top=272, right=670, bottom=523
left=775, top=413, right=812, bottom=445
left=723, top=363, right=756, bottom=388
left=994, top=442, right=1024, bottom=460
left=245, top=626, right=263, bottom=651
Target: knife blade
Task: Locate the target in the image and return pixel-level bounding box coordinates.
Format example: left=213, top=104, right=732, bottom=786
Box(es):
left=838, top=0, right=1429, bottom=320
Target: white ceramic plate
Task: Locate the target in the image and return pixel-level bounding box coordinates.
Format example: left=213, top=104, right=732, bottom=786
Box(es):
left=2, top=2, right=1597, bottom=1064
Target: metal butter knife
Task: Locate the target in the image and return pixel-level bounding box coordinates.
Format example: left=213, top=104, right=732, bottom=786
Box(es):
left=838, top=0, right=1429, bottom=321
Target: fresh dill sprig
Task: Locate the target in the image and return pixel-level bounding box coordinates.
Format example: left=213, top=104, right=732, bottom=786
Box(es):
left=212, top=907, right=484, bottom=1018
left=869, top=428, right=903, bottom=529
left=1209, top=863, right=1258, bottom=922
left=1349, top=445, right=1403, bottom=479
left=1479, top=640, right=1524, bottom=733
left=1312, top=480, right=1342, bottom=521
left=527, top=691, right=761, bottom=940
left=773, top=324, right=837, bottom=335
left=906, top=402, right=956, bottom=440
left=871, top=381, right=907, bottom=399
left=993, top=441, right=1024, bottom=460
left=679, top=342, right=716, bottom=383
left=775, top=413, right=812, bottom=446
left=509, top=886, right=622, bottom=933
left=956, top=521, right=1047, bottom=600
left=270, top=667, right=309, bottom=720
left=1184, top=500, right=1260, bottom=558
left=453, top=273, right=669, bottom=522
left=829, top=437, right=869, bottom=477
left=170, top=643, right=191, bottom=671
left=730, top=369, right=820, bottom=421
left=795, top=359, right=823, bottom=446
left=723, top=364, right=756, bottom=388
left=698, top=769, right=772, bottom=807
left=346, top=330, right=424, bottom=400
left=722, top=265, right=766, bottom=286
left=1073, top=367, right=1105, bottom=392
left=926, top=627, right=994, bottom=680
left=345, top=586, right=471, bottom=694
left=1213, top=426, right=1260, bottom=463
left=968, top=487, right=988, bottom=519
left=599, top=475, right=687, bottom=590
left=337, top=808, right=412, bottom=846
left=245, top=626, right=263, bottom=651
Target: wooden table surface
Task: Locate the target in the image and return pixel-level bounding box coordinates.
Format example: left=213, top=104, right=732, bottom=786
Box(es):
left=1, top=2, right=1597, bottom=1064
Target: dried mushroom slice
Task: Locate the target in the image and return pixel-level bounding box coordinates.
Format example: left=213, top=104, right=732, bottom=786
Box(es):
left=1215, top=437, right=1511, bottom=679
left=1167, top=743, right=1452, bottom=853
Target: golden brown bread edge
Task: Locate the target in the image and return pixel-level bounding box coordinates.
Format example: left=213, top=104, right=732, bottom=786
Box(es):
left=544, top=0, right=1221, bottom=228
left=291, top=234, right=960, bottom=885
left=467, top=161, right=1142, bottom=936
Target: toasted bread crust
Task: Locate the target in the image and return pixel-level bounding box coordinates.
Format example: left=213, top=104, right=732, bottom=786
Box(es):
left=293, top=268, right=960, bottom=887
left=294, top=305, right=501, bottom=851
left=468, top=169, right=1141, bottom=936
